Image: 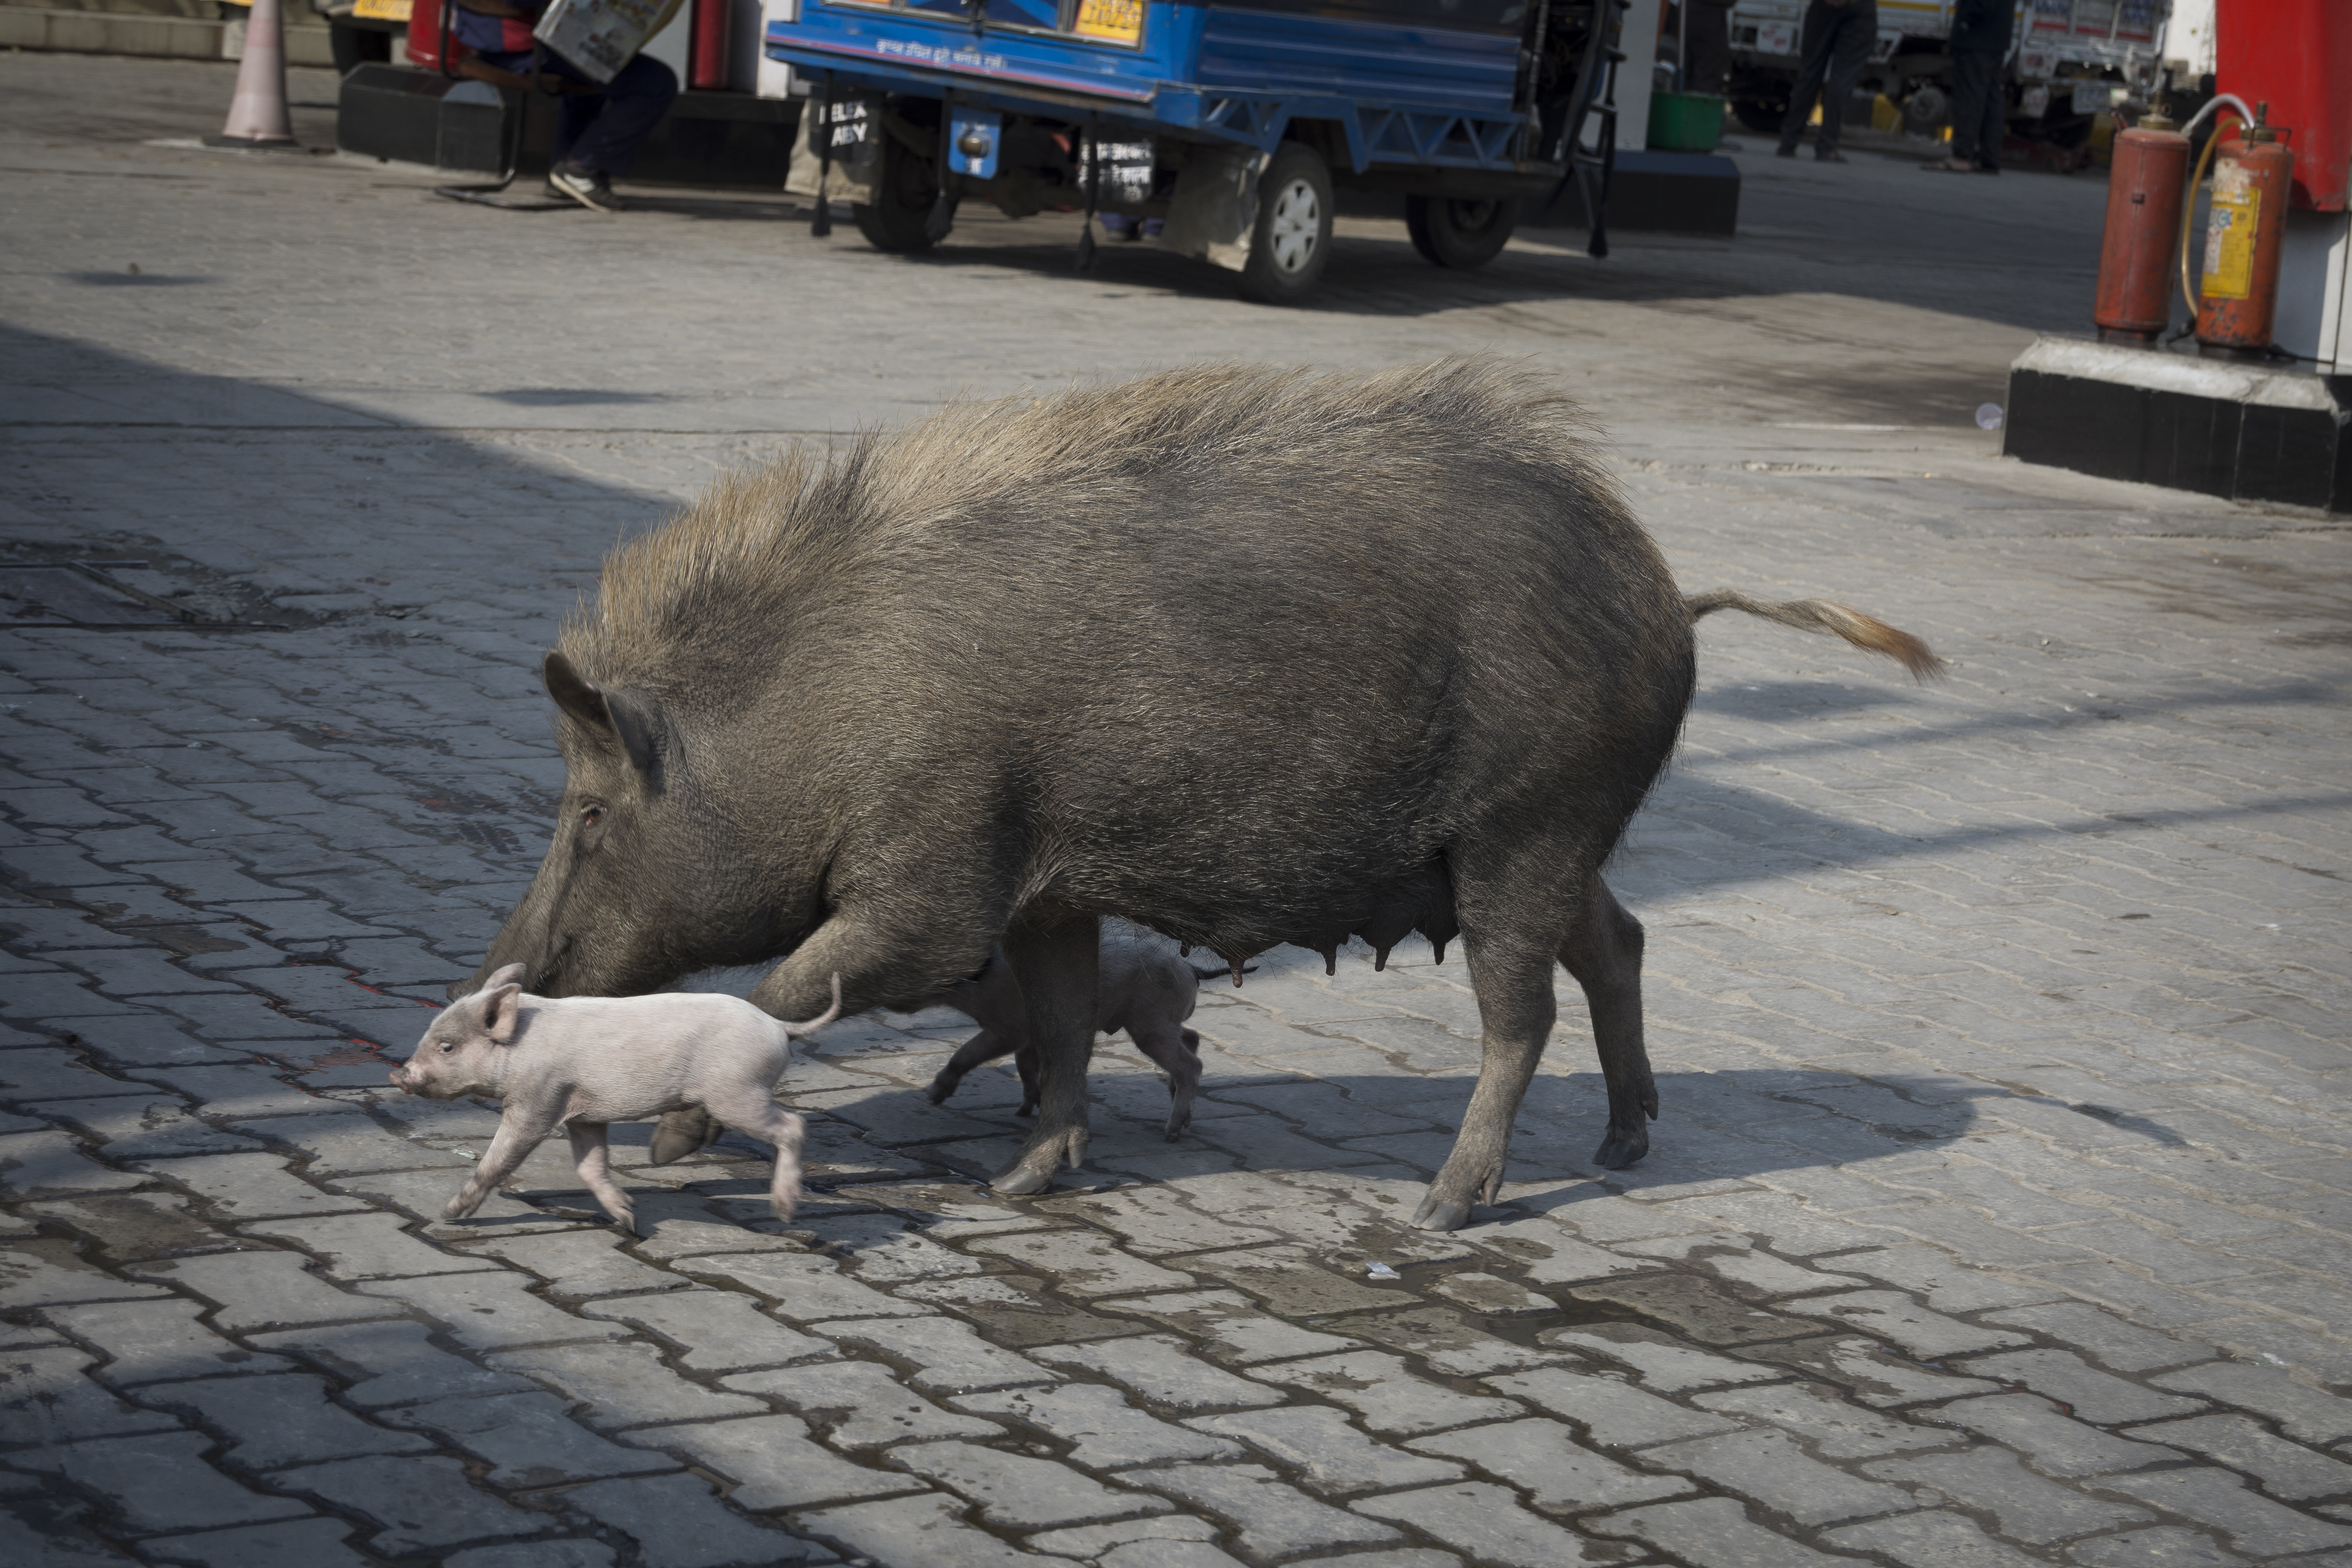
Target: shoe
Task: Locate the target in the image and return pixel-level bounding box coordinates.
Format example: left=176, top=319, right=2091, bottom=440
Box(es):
left=1775, top=143, right=1798, bottom=158
left=1815, top=149, right=1848, bottom=163
left=547, top=164, right=621, bottom=212
left=1920, top=156, right=1976, bottom=172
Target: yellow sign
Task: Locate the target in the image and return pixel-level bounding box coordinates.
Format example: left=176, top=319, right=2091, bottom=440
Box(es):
left=2202, top=169, right=2259, bottom=301
left=1074, top=0, right=1142, bottom=46
left=352, top=0, right=412, bottom=20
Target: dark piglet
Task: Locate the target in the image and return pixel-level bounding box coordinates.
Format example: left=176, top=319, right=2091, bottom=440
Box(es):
left=463, top=359, right=1941, bottom=1230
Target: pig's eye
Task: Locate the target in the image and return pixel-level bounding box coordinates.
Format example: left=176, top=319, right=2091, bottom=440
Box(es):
left=439, top=1041, right=456, bottom=1053
left=579, top=805, right=606, bottom=830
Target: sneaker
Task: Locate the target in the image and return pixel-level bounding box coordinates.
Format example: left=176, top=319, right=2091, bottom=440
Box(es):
left=547, top=165, right=621, bottom=212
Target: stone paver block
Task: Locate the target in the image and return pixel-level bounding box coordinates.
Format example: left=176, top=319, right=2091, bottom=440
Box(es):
left=809, top=1314, right=1057, bottom=1394
left=136, top=1152, right=373, bottom=1219
left=441, top=1541, right=619, bottom=1568
left=1823, top=1509, right=2050, bottom=1568
left=325, top=1165, right=580, bottom=1233
left=229, top=1111, right=470, bottom=1177
left=1565, top=1272, right=1818, bottom=1347
left=126, top=1250, right=403, bottom=1332
left=11, top=1431, right=311, bottom=1534
left=132, top=1372, right=433, bottom=1469
left=2125, top=1413, right=2352, bottom=1502
left=26, top=1094, right=257, bottom=1158
left=0, top=1247, right=182, bottom=1323
left=889, top=1439, right=1169, bottom=1527
left=1114, top=1288, right=1366, bottom=1366
left=136, top=1517, right=375, bottom=1568
left=1044, top=1185, right=1283, bottom=1257
left=622, top=1413, right=918, bottom=1509
left=0, top=1049, right=152, bottom=1103
left=127, top=1063, right=330, bottom=1119
left=19, top=1194, right=230, bottom=1267
left=1983, top=1302, right=2216, bottom=1375
left=1123, top=1462, right=1399, bottom=1563
left=1927, top=1394, right=2185, bottom=1479
left=799, top=1492, right=1040, bottom=1568
left=1593, top=1496, right=1872, bottom=1566
left=1410, top=1415, right=1693, bottom=1512
left=967, top=1230, right=1198, bottom=1298
left=355, top=1271, right=630, bottom=1350
left=238, top=1211, right=499, bottom=1280
left=1739, top=1335, right=2003, bottom=1409
left=0, top=1130, right=149, bottom=1200
left=248, top=1320, right=537, bottom=1408
left=44, top=1297, right=296, bottom=1387
left=581, top=1289, right=836, bottom=1372
left=2063, top=1525, right=2254, bottom=1567
left=1782, top=1291, right=2031, bottom=1358
left=1474, top=1216, right=1654, bottom=1287
left=0, top=1344, right=184, bottom=1448
left=722, top=1358, right=1004, bottom=1448
left=2154, top=1363, right=2352, bottom=1446
left=459, top=1230, right=692, bottom=1299
left=1352, top=1479, right=1626, bottom=1568
left=1191, top=1406, right=1461, bottom=1496
left=801, top=1213, right=984, bottom=1281
left=678, top=1250, right=937, bottom=1321
left=2094, top=1467, right=2352, bottom=1558
left=1428, top=1271, right=1559, bottom=1318
left=1024, top=1514, right=1227, bottom=1562
left=1960, top=1348, right=2206, bottom=1426
left=1486, top=1365, right=1744, bottom=1447
left=488, top=1340, right=767, bottom=1428
left=269, top=1455, right=547, bottom=1554
left=955, top=1382, right=1245, bottom=1469
left=561, top=1472, right=829, bottom=1567
left=1693, top=1379, right=1953, bottom=1459
left=1863, top=1448, right=2154, bottom=1544
left=1642, top=1428, right=1924, bottom=1527
left=1032, top=1335, right=1287, bottom=1414
left=1247, top=1351, right=1520, bottom=1434
left=1180, top=1246, right=1408, bottom=1316
left=384, top=1391, right=677, bottom=1486
left=1543, top=1323, right=1787, bottom=1394
left=1321, top=1305, right=1559, bottom=1377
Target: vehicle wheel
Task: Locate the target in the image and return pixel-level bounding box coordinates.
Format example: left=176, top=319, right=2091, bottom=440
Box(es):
left=852, top=126, right=944, bottom=253
left=1902, top=82, right=1950, bottom=133
left=1236, top=142, right=1333, bottom=305
left=1404, top=195, right=1517, bottom=269
left=1733, top=96, right=1787, bottom=134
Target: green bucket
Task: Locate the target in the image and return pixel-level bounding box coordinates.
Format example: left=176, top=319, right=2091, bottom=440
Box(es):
left=1648, top=91, right=1727, bottom=152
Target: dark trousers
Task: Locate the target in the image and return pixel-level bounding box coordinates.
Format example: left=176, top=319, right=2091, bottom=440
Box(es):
left=1948, top=47, right=2007, bottom=168
left=479, top=50, right=679, bottom=176
left=1777, top=0, right=1877, bottom=154
left=1684, top=1, right=1733, bottom=96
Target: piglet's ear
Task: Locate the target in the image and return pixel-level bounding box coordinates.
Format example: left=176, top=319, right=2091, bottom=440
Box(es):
left=484, top=962, right=527, bottom=992
left=481, top=982, right=523, bottom=1044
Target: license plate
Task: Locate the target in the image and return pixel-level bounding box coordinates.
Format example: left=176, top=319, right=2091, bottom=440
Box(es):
left=1074, top=0, right=1141, bottom=45
left=2072, top=81, right=2115, bottom=114
left=352, top=0, right=411, bottom=19
left=1756, top=21, right=1798, bottom=56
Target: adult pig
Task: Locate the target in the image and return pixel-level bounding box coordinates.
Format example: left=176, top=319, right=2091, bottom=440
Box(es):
left=463, top=359, right=1941, bottom=1231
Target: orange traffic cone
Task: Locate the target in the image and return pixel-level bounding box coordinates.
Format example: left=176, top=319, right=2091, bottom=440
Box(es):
left=211, top=0, right=297, bottom=147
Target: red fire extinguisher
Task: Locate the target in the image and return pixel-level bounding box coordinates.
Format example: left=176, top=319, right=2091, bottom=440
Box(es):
left=2093, top=112, right=2191, bottom=344
left=2194, top=105, right=2296, bottom=359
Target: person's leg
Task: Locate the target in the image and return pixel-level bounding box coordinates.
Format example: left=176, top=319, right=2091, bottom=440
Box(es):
left=1816, top=5, right=1877, bottom=157
left=1945, top=47, right=1993, bottom=165
left=1776, top=0, right=1837, bottom=153
left=1687, top=2, right=1732, bottom=98
left=1973, top=50, right=2007, bottom=169
left=559, top=54, right=679, bottom=176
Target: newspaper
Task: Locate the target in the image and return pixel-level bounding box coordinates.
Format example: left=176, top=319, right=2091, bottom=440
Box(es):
left=533, top=0, right=684, bottom=83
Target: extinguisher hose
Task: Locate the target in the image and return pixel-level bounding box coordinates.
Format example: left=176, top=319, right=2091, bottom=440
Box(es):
left=2174, top=93, right=2256, bottom=323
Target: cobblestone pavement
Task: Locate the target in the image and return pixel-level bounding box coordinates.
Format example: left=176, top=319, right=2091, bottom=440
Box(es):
left=6, top=51, right=2352, bottom=1568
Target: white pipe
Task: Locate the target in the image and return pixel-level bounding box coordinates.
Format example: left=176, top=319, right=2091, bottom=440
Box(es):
left=2180, top=92, right=2257, bottom=139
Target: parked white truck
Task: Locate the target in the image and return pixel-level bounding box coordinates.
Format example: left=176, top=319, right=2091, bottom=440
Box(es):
left=1721, top=0, right=2171, bottom=152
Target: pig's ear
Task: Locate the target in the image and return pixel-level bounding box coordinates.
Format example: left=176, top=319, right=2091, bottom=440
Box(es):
left=484, top=962, right=527, bottom=993
left=480, top=982, right=524, bottom=1044
left=544, top=652, right=668, bottom=785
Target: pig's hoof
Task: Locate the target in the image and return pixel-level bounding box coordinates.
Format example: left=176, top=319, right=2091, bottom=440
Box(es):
left=925, top=1073, right=958, bottom=1106
left=990, top=1161, right=1054, bottom=1196
left=1591, top=1129, right=1649, bottom=1170
left=1410, top=1193, right=1472, bottom=1232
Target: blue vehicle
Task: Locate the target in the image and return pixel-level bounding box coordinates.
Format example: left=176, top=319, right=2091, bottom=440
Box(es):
left=763, top=0, right=1632, bottom=301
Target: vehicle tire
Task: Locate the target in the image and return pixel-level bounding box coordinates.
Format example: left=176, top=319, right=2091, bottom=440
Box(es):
left=1404, top=195, right=1517, bottom=269
left=1902, top=82, right=1950, bottom=133
left=1733, top=96, right=1787, bottom=134
left=1236, top=142, right=1333, bottom=305
left=852, top=125, right=944, bottom=253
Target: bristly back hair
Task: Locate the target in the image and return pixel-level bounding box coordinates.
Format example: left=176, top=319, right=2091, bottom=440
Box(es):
left=561, top=357, right=1617, bottom=684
